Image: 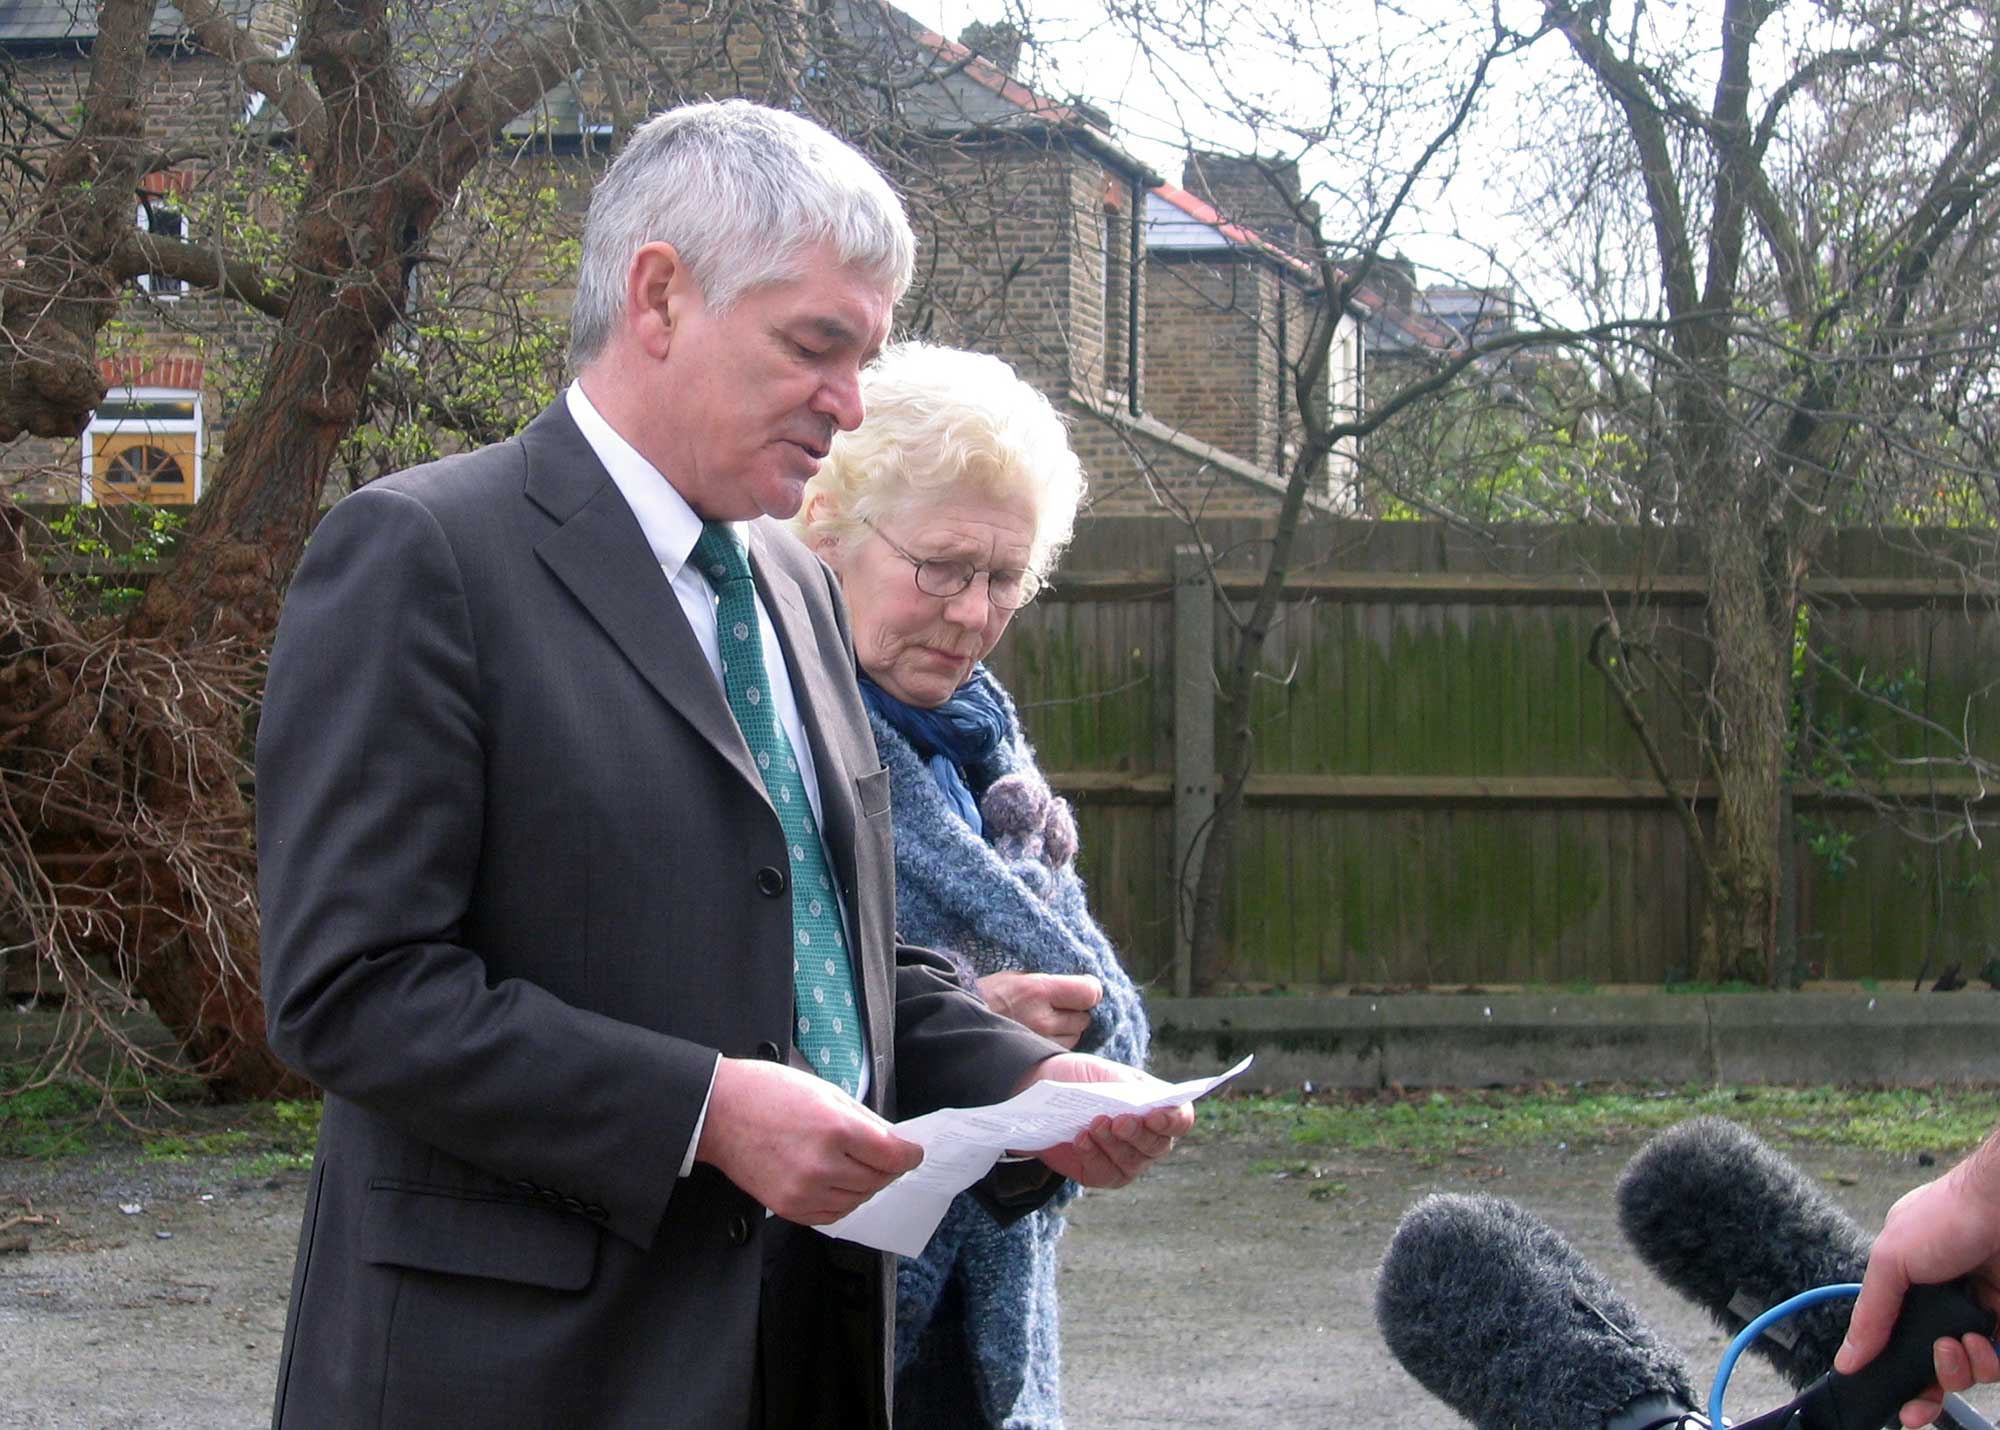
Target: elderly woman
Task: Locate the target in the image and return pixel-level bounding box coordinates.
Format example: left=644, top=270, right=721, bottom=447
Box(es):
left=794, top=342, right=1149, bottom=1429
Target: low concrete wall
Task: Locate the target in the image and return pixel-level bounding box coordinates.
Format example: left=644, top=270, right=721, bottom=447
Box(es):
left=11, top=992, right=1998, bottom=1091
left=1144, top=991, right=2000, bottom=1089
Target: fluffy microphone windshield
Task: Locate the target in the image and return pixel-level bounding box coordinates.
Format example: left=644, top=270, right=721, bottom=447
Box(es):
left=1617, top=1116, right=1870, bottom=1388
left=1377, top=1192, right=1697, bottom=1430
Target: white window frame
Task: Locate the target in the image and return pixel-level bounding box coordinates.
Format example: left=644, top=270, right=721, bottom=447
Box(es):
left=135, top=198, right=187, bottom=299
left=81, top=387, right=204, bottom=505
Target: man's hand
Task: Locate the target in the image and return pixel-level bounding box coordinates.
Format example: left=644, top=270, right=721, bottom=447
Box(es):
left=1010, top=1052, right=1192, bottom=1189
left=695, top=1058, right=923, bottom=1224
left=977, top=971, right=1102, bottom=1048
left=1834, top=1131, right=2000, bottom=1426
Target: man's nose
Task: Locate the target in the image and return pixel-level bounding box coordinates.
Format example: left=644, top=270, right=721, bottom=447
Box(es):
left=816, top=367, right=865, bottom=432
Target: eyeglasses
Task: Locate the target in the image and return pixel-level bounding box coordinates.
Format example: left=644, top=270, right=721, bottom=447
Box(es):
left=861, top=517, right=1044, bottom=610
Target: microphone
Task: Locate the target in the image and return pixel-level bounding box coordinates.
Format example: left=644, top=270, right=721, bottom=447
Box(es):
left=1618, top=1116, right=1868, bottom=1387
left=1376, top=1191, right=1702, bottom=1430
left=1617, top=1117, right=1995, bottom=1430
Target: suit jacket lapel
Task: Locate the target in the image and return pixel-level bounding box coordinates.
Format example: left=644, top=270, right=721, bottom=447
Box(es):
left=748, top=524, right=894, bottom=1086
left=520, top=403, right=767, bottom=804
left=747, top=524, right=862, bottom=893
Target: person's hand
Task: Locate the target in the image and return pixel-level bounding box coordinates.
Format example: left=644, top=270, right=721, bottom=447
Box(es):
left=695, top=1057, right=923, bottom=1224
left=1009, top=1052, right=1192, bottom=1188
left=977, top=971, right=1102, bottom=1047
left=1834, top=1137, right=2000, bottom=1426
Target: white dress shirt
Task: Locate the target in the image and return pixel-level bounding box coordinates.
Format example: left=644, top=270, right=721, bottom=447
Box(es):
left=563, top=385, right=870, bottom=1173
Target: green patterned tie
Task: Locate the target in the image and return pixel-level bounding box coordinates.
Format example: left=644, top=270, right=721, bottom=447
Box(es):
left=690, top=523, right=864, bottom=1096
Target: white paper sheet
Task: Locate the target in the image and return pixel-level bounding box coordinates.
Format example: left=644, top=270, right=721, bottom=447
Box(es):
left=817, top=1055, right=1253, bottom=1257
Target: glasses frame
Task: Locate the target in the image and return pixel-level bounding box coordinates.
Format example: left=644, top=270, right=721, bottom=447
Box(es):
left=859, top=516, right=1044, bottom=610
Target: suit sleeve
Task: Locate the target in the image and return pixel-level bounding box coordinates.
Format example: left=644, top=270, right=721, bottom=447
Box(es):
left=257, top=487, right=710, bottom=1251
left=891, top=942, right=1068, bottom=1220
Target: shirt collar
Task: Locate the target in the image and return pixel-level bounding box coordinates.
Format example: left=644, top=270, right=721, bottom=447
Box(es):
left=564, top=381, right=744, bottom=577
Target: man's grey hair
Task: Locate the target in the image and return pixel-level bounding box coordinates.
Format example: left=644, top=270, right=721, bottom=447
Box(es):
left=570, top=100, right=916, bottom=366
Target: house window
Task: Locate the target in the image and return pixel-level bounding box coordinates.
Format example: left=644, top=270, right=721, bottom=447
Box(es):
left=82, top=391, right=202, bottom=506
left=135, top=198, right=187, bottom=298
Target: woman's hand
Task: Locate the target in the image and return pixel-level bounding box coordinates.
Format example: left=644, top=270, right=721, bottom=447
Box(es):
left=977, top=971, right=1102, bottom=1047
left=1009, top=1052, right=1192, bottom=1189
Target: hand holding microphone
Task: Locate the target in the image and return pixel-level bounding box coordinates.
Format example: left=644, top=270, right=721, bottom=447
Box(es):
left=1618, top=1117, right=1999, bottom=1430
left=1835, top=1130, right=2000, bottom=1426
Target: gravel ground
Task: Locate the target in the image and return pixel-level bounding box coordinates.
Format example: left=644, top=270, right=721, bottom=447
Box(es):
left=3, top=1112, right=1996, bottom=1429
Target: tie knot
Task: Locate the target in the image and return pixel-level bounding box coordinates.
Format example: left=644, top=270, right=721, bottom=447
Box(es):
left=691, top=522, right=751, bottom=588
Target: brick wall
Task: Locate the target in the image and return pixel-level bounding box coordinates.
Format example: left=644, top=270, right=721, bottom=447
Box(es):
left=1145, top=255, right=1278, bottom=464
left=898, top=141, right=1068, bottom=399
left=1065, top=398, right=1298, bottom=519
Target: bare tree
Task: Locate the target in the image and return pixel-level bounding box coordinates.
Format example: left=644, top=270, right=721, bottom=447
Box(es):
left=1509, top=0, right=2000, bottom=982
left=0, top=0, right=751, bottom=1096
left=1015, top=0, right=1627, bottom=980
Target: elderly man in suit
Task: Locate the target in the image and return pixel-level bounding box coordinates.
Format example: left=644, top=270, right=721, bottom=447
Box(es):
left=255, top=99, right=1191, bottom=1430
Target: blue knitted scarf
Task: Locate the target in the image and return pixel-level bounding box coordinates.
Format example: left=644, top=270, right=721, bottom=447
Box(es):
left=856, top=670, right=1007, bottom=835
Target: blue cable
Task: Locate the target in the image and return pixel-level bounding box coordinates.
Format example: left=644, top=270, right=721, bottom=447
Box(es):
left=1709, top=1283, right=1863, bottom=1430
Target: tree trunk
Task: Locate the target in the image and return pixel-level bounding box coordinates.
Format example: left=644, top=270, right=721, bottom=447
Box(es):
left=1188, top=428, right=1329, bottom=986
left=2, top=0, right=439, bottom=1098
left=0, top=0, right=157, bottom=442
left=1694, top=517, right=1793, bottom=985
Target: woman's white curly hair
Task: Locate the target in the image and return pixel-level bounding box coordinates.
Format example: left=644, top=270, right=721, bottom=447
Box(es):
left=793, top=342, right=1085, bottom=579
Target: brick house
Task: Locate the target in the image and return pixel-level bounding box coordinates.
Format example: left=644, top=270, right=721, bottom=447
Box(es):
left=1142, top=170, right=1364, bottom=508
left=1, top=0, right=1384, bottom=520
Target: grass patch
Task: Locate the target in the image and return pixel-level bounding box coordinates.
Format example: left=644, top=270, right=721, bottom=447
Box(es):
left=2, top=1060, right=322, bottom=1173
left=1199, top=1084, right=2000, bottom=1159
left=0, top=1062, right=199, bottom=1159
left=139, top=1099, right=321, bottom=1174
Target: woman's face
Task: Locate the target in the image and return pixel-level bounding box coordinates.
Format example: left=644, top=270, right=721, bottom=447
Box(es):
left=821, top=487, right=1039, bottom=708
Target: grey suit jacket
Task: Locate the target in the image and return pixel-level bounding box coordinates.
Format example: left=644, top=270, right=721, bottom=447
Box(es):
left=256, top=401, right=1059, bottom=1428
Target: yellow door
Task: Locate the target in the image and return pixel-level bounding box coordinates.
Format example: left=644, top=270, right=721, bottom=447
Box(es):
left=93, top=431, right=197, bottom=505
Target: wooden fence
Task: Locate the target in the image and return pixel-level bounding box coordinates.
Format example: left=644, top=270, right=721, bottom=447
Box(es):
left=985, top=518, right=2000, bottom=993
left=10, top=507, right=2000, bottom=997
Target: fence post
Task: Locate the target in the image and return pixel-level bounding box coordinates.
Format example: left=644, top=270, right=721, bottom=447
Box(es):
left=1172, top=544, right=1215, bottom=999
left=1777, top=788, right=1797, bottom=987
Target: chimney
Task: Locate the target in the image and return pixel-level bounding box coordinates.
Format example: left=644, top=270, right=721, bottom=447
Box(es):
left=1373, top=254, right=1417, bottom=311
left=1180, top=151, right=1320, bottom=254
left=958, top=20, right=1024, bottom=77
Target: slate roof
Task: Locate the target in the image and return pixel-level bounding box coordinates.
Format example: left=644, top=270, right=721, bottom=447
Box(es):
left=825, top=0, right=1156, bottom=183
left=1144, top=182, right=1467, bottom=351
left=0, top=0, right=258, bottom=45
left=1145, top=183, right=1315, bottom=277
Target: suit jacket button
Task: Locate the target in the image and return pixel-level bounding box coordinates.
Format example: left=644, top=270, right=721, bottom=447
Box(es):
left=727, top=1213, right=751, bottom=1246
left=512, top=1180, right=537, bottom=1195
left=755, top=867, right=787, bottom=898
left=754, top=1040, right=783, bottom=1062
left=584, top=1203, right=607, bottom=1220
left=561, top=1195, right=585, bottom=1214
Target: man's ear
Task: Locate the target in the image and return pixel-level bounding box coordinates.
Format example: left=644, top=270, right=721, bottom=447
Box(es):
left=628, top=242, right=690, bottom=360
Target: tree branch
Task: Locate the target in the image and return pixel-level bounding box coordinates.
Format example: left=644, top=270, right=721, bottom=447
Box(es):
left=417, top=0, right=677, bottom=167
left=175, top=0, right=327, bottom=153
left=126, top=231, right=290, bottom=319
left=1544, top=0, right=1702, bottom=327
